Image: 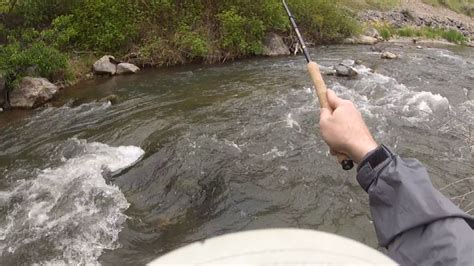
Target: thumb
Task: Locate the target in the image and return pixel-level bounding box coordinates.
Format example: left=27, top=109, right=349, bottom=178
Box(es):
left=327, top=89, right=344, bottom=111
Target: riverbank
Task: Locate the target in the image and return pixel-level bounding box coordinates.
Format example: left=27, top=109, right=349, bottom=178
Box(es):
left=0, top=0, right=472, bottom=111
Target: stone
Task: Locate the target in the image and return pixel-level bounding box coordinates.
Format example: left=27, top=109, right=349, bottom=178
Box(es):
left=100, top=94, right=120, bottom=105
left=93, top=55, right=117, bottom=75
left=416, top=45, right=423, bottom=49
left=355, top=59, right=363, bottom=65
left=364, top=28, right=380, bottom=39
left=341, top=59, right=355, bottom=67
left=335, top=64, right=359, bottom=77
left=356, top=36, right=379, bottom=45
left=116, top=63, right=140, bottom=75
left=0, top=108, right=3, bottom=112
left=262, top=33, right=290, bottom=56
left=381, top=51, right=398, bottom=59
left=319, top=65, right=336, bottom=75
left=9, top=77, right=59, bottom=109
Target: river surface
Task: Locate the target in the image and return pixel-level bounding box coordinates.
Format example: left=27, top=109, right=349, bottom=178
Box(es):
left=0, top=44, right=473, bottom=265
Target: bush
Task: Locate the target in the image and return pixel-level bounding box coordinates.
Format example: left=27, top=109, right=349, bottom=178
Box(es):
left=0, top=42, right=69, bottom=85
left=288, top=0, right=360, bottom=44
left=218, top=9, right=265, bottom=56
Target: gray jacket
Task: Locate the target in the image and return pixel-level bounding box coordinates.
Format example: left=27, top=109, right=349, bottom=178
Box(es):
left=357, top=145, right=474, bottom=265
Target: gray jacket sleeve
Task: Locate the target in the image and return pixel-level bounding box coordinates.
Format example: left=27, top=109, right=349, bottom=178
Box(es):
left=356, top=145, right=474, bottom=266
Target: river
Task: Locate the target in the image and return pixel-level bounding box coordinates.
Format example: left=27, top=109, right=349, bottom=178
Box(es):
left=0, top=44, right=472, bottom=265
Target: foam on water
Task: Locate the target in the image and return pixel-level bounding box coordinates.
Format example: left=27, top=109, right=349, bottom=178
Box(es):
left=0, top=139, right=144, bottom=264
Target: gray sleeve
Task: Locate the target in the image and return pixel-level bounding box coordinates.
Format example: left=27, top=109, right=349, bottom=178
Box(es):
left=356, top=145, right=474, bottom=265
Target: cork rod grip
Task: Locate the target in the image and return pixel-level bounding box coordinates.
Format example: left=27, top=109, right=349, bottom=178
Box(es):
left=307, top=62, right=353, bottom=170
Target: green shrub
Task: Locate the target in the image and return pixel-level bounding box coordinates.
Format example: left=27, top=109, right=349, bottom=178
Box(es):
left=218, top=9, right=265, bottom=56
left=288, top=0, right=360, bottom=44
left=0, top=42, right=69, bottom=84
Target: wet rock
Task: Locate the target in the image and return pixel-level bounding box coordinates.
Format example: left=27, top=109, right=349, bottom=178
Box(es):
left=416, top=45, right=423, bottom=49
left=116, top=63, right=140, bottom=75
left=355, top=59, right=363, bottom=65
left=320, top=65, right=336, bottom=75
left=85, top=73, right=93, bottom=79
left=381, top=51, right=398, bottom=59
left=468, top=42, right=474, bottom=47
left=262, top=33, right=290, bottom=56
left=0, top=107, right=3, bottom=112
left=100, top=94, right=120, bottom=105
left=341, top=59, right=355, bottom=67
left=335, top=64, right=359, bottom=77
left=93, top=55, right=117, bottom=75
left=9, top=77, right=59, bottom=109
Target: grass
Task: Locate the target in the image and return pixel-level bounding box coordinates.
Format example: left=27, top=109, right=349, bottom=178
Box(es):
left=371, top=23, right=468, bottom=44
left=422, top=0, right=474, bottom=17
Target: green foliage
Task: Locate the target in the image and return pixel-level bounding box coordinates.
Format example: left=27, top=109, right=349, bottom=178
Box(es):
left=288, top=0, right=360, bottom=44
left=0, top=42, right=69, bottom=86
left=218, top=9, right=265, bottom=56
left=422, top=0, right=474, bottom=17
left=372, top=23, right=467, bottom=44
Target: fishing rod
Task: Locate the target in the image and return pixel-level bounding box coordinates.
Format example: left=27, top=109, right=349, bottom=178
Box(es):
left=282, top=0, right=354, bottom=170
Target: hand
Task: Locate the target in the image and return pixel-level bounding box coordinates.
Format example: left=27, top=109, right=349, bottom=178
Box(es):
left=319, top=90, right=378, bottom=164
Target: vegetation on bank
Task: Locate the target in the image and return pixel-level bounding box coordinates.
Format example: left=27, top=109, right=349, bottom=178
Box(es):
left=422, top=0, right=474, bottom=17
left=0, top=0, right=359, bottom=89
left=0, top=0, right=470, bottom=94
left=373, top=23, right=468, bottom=44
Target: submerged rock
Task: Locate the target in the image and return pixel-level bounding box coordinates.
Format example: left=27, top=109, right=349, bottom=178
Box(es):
left=335, top=64, right=359, bottom=77
left=262, top=33, right=290, bottom=56
left=319, top=65, right=336, bottom=75
left=341, top=59, right=356, bottom=67
left=117, top=63, right=140, bottom=75
left=9, top=77, right=59, bottom=109
left=100, top=94, right=120, bottom=105
left=93, top=55, right=117, bottom=75
left=381, top=51, right=398, bottom=59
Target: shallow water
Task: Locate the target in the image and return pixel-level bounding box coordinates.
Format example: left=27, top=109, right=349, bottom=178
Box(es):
left=0, top=44, right=473, bottom=265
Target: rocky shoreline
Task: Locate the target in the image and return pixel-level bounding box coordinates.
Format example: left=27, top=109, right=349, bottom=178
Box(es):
left=1, top=7, right=472, bottom=112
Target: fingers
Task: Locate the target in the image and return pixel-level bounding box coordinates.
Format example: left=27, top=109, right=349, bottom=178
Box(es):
left=326, top=89, right=344, bottom=111
left=320, top=107, right=332, bottom=121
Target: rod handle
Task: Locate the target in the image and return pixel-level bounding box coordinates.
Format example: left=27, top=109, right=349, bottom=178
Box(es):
left=307, top=62, right=354, bottom=171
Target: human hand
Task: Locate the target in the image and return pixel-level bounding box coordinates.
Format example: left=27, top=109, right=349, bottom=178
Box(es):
left=319, top=90, right=378, bottom=164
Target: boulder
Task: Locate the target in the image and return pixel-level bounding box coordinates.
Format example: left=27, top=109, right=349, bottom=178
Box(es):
left=381, top=51, right=398, bottom=59
left=262, top=33, right=290, bottom=56
left=319, top=65, right=336, bottom=75
left=9, top=77, right=59, bottom=109
left=93, top=55, right=117, bottom=75
left=364, top=28, right=380, bottom=39
left=335, top=64, right=359, bottom=77
left=116, top=63, right=140, bottom=75
left=344, top=36, right=379, bottom=45
left=340, top=59, right=355, bottom=67
left=357, top=36, right=379, bottom=45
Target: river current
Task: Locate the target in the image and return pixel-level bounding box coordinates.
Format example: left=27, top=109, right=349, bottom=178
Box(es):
left=0, top=44, right=472, bottom=265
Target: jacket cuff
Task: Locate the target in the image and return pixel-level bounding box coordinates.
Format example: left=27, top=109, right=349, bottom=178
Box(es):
left=356, top=145, right=393, bottom=192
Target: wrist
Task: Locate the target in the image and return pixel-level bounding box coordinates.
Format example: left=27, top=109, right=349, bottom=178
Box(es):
left=350, top=139, right=378, bottom=164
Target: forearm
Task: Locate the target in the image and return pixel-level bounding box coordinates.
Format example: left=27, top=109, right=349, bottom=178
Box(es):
left=357, top=145, right=474, bottom=265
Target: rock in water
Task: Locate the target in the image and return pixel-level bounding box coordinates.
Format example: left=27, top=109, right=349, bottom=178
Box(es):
left=319, top=65, right=336, bottom=75
left=9, top=77, right=59, bottom=108
left=262, top=33, right=290, bottom=56
left=116, top=63, right=140, bottom=75
left=381, top=51, right=398, bottom=59
left=341, top=59, right=355, bottom=67
left=335, top=65, right=359, bottom=77
left=93, top=55, right=117, bottom=75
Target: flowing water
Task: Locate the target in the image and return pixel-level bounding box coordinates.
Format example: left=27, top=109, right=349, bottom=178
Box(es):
left=0, top=44, right=472, bottom=265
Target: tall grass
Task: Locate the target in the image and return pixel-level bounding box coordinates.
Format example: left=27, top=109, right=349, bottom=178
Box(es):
left=372, top=23, right=467, bottom=44
left=422, top=0, right=474, bottom=17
